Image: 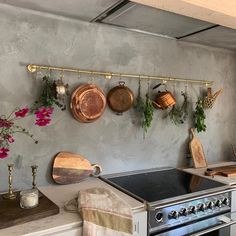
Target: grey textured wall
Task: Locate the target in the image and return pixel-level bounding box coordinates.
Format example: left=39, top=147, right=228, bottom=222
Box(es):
left=0, top=4, right=236, bottom=191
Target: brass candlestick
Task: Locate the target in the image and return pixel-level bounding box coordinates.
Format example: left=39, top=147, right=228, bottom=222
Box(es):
left=31, top=165, right=38, bottom=189
left=3, top=164, right=17, bottom=200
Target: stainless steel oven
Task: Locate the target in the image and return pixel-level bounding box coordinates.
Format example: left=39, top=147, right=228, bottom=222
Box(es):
left=150, top=193, right=236, bottom=236
left=100, top=167, right=236, bottom=236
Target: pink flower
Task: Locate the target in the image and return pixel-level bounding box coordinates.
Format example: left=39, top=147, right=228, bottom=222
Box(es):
left=15, top=107, right=29, bottom=118
left=35, top=107, right=53, bottom=119
left=0, top=118, right=13, bottom=128
left=35, top=118, right=51, bottom=127
left=0, top=147, right=9, bottom=159
left=6, top=135, right=14, bottom=143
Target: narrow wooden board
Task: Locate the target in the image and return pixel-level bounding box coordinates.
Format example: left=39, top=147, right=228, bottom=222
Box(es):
left=0, top=191, right=59, bottom=229
left=189, top=128, right=207, bottom=168
left=205, top=165, right=236, bottom=177
left=52, top=151, right=101, bottom=185
left=206, top=165, right=236, bottom=172
left=223, top=171, right=236, bottom=177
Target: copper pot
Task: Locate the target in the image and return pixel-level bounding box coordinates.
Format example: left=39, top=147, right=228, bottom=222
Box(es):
left=70, top=84, right=106, bottom=122
left=152, top=83, right=176, bottom=109
left=107, top=81, right=134, bottom=114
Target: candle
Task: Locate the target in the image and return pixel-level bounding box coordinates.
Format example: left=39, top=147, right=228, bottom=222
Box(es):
left=20, top=189, right=39, bottom=209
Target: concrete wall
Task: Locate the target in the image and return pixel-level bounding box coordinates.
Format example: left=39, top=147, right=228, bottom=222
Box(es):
left=0, top=4, right=235, bottom=191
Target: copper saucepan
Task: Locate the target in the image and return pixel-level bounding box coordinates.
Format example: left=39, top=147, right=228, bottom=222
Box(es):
left=107, top=81, right=134, bottom=115
left=70, top=84, right=106, bottom=122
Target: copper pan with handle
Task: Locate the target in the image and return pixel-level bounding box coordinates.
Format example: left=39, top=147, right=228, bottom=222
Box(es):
left=107, top=81, right=134, bottom=115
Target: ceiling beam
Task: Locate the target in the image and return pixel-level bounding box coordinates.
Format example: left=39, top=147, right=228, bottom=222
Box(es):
left=131, top=0, right=236, bottom=29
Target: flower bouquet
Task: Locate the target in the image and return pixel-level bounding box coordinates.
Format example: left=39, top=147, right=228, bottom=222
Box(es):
left=0, top=106, right=53, bottom=159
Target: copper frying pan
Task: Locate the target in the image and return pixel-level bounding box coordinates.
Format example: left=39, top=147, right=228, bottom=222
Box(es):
left=70, top=84, right=106, bottom=122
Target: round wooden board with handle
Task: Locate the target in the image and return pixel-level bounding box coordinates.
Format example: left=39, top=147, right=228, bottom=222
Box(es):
left=52, top=151, right=102, bottom=184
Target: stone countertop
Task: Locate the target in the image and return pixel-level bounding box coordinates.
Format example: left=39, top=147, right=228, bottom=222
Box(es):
left=182, top=161, right=236, bottom=185
left=0, top=177, right=146, bottom=236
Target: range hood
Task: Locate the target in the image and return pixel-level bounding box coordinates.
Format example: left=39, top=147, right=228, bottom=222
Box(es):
left=92, top=0, right=236, bottom=51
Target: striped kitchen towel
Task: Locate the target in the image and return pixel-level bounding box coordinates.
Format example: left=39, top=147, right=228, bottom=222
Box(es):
left=65, top=187, right=133, bottom=236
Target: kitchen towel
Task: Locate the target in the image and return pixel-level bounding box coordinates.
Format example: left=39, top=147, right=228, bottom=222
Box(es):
left=64, top=187, right=133, bottom=236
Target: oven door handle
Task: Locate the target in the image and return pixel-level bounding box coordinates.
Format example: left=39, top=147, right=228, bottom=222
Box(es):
left=190, top=214, right=235, bottom=236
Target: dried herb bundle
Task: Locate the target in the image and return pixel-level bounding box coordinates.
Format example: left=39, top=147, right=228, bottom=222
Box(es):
left=142, top=93, right=154, bottom=136
left=168, top=92, right=189, bottom=125
left=134, top=80, right=145, bottom=114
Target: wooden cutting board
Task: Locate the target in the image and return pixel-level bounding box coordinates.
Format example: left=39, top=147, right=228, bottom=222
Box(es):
left=0, top=191, right=59, bottom=229
left=205, top=165, right=236, bottom=177
left=52, top=151, right=102, bottom=184
left=189, top=128, right=207, bottom=168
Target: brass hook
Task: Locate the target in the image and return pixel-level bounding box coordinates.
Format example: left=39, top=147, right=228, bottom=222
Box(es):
left=105, top=72, right=112, bottom=80
left=185, top=80, right=188, bottom=94
left=89, top=71, right=95, bottom=84
left=60, top=69, right=64, bottom=80
left=77, top=70, right=80, bottom=80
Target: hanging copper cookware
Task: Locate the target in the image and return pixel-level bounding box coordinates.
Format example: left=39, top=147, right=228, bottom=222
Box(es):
left=107, top=81, right=134, bottom=114
left=70, top=84, right=106, bottom=122
left=152, top=83, right=176, bottom=109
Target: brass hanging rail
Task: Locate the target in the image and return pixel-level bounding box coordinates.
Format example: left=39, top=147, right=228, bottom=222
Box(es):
left=27, top=64, right=213, bottom=85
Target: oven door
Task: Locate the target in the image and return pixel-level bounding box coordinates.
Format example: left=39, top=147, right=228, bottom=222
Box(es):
left=152, top=212, right=236, bottom=236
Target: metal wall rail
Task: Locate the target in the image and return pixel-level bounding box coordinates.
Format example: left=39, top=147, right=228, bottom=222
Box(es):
left=27, top=64, right=213, bottom=86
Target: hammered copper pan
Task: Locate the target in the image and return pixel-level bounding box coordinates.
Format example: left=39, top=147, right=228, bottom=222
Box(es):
left=70, top=84, right=106, bottom=122
left=107, top=81, right=134, bottom=114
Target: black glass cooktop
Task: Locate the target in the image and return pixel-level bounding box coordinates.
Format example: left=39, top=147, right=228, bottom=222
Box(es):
left=102, top=168, right=226, bottom=202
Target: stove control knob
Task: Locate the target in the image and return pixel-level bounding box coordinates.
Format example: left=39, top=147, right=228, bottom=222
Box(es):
left=206, top=201, right=215, bottom=209
left=215, top=199, right=222, bottom=208
left=222, top=197, right=230, bottom=206
left=188, top=206, right=196, bottom=214
left=168, top=210, right=179, bottom=220
left=197, top=203, right=206, bottom=212
left=179, top=208, right=188, bottom=216
left=155, top=212, right=163, bottom=223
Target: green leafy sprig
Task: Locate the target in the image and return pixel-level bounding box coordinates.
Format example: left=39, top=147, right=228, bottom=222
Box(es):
left=31, top=76, right=66, bottom=113
left=194, top=97, right=206, bottom=132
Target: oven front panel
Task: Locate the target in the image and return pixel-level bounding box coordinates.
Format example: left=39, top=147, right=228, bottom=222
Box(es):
left=151, top=213, right=232, bottom=235
left=149, top=192, right=231, bottom=234
left=151, top=212, right=236, bottom=236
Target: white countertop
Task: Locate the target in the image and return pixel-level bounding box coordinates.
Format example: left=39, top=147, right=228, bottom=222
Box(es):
left=0, top=177, right=146, bottom=236
left=183, top=161, right=236, bottom=185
